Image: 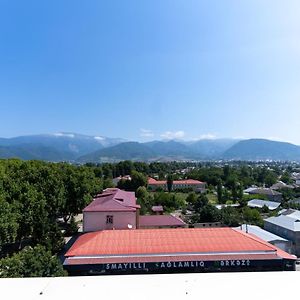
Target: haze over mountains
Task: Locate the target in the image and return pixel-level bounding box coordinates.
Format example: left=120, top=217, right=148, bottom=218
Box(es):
left=0, top=133, right=300, bottom=162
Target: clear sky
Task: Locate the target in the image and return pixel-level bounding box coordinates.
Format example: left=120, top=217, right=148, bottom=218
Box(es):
left=1, top=0, right=300, bottom=143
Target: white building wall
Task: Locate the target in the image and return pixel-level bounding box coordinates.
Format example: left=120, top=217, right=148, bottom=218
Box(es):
left=83, top=211, right=137, bottom=232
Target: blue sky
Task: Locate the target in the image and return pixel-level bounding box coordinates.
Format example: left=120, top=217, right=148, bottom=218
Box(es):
left=1, top=1, right=300, bottom=143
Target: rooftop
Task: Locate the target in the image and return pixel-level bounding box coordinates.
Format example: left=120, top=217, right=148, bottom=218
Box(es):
left=83, top=188, right=140, bottom=212
left=148, top=178, right=204, bottom=185
left=265, top=215, right=300, bottom=231
left=237, top=224, right=288, bottom=242
left=139, top=215, right=186, bottom=227
left=65, top=228, right=295, bottom=264
left=279, top=209, right=300, bottom=222
left=271, top=181, right=294, bottom=190
left=243, top=187, right=258, bottom=193
left=248, top=188, right=282, bottom=196
left=151, top=205, right=164, bottom=212
left=247, top=199, right=281, bottom=210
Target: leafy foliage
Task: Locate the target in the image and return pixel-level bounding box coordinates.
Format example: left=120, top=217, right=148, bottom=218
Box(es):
left=0, top=245, right=66, bottom=277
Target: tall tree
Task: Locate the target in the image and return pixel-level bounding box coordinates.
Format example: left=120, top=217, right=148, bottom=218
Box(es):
left=217, top=180, right=223, bottom=204
left=167, top=174, right=173, bottom=193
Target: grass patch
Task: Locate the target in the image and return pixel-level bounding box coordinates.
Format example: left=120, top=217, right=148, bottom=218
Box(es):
left=207, top=193, right=218, bottom=204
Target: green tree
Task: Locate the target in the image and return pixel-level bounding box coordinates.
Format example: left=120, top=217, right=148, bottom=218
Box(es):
left=193, top=194, right=209, bottom=213
left=242, top=207, right=263, bottom=227
left=186, top=192, right=197, bottom=206
left=130, top=171, right=147, bottom=191
left=0, top=197, right=19, bottom=250
left=0, top=245, right=66, bottom=278
left=281, top=171, right=292, bottom=184
left=167, top=174, right=173, bottom=193
left=217, top=180, right=223, bottom=204
left=199, top=204, right=221, bottom=222
left=261, top=205, right=269, bottom=213
left=221, top=207, right=241, bottom=227
left=65, top=216, right=79, bottom=236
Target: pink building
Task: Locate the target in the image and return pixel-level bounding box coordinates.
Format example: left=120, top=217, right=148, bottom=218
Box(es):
left=83, top=188, right=187, bottom=232
left=83, top=188, right=140, bottom=232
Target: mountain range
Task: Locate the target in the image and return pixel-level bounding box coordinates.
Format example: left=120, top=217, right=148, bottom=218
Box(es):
left=1, top=133, right=300, bottom=162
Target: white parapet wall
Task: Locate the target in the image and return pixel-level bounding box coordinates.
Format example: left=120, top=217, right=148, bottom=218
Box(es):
left=0, top=271, right=300, bottom=300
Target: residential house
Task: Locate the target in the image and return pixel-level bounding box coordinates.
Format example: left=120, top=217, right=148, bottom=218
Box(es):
left=248, top=188, right=282, bottom=202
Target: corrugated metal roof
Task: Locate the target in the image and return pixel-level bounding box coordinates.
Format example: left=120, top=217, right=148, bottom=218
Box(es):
left=248, top=188, right=282, bottom=196
left=284, top=210, right=300, bottom=220
left=265, top=215, right=300, bottom=231
left=139, top=215, right=186, bottom=227
left=65, top=228, right=293, bottom=258
left=83, top=188, right=140, bottom=212
left=236, top=224, right=288, bottom=242
left=148, top=178, right=204, bottom=185
left=247, top=199, right=280, bottom=210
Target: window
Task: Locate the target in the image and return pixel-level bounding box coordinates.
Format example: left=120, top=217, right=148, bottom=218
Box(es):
left=106, top=215, right=113, bottom=224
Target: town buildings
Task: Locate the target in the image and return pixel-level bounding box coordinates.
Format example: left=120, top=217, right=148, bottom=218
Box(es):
left=247, top=188, right=282, bottom=202
left=148, top=177, right=206, bottom=192
left=64, top=228, right=296, bottom=276
left=264, top=210, right=300, bottom=256
left=237, top=224, right=293, bottom=254
left=83, top=188, right=186, bottom=231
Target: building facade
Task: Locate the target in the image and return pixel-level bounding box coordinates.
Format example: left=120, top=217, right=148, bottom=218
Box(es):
left=83, top=188, right=140, bottom=231
left=264, top=212, right=300, bottom=256
left=64, top=228, right=296, bottom=276
left=237, top=224, right=293, bottom=254
left=83, top=188, right=186, bottom=232
left=148, top=178, right=206, bottom=192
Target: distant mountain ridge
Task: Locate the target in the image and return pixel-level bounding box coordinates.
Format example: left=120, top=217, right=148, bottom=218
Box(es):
left=78, top=142, right=157, bottom=163
left=1, top=133, right=300, bottom=162
left=223, top=139, right=300, bottom=161
left=0, top=133, right=126, bottom=162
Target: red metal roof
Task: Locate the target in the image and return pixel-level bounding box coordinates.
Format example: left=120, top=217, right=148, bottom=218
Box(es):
left=83, top=188, right=140, bottom=212
left=148, top=178, right=204, bottom=185
left=65, top=228, right=295, bottom=261
left=148, top=178, right=166, bottom=185
left=139, top=215, right=186, bottom=227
